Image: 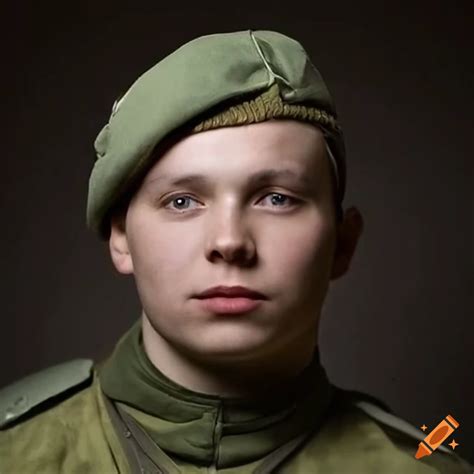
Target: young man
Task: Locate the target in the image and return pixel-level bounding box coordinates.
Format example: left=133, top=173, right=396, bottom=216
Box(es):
left=0, top=29, right=471, bottom=473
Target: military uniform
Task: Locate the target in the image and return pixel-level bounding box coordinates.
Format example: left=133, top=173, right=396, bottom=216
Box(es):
left=1, top=320, right=472, bottom=473
left=3, top=29, right=471, bottom=473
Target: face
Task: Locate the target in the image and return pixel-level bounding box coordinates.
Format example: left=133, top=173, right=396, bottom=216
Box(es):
left=110, top=120, right=360, bottom=368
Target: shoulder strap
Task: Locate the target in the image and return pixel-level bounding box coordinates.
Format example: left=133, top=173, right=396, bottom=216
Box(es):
left=332, top=386, right=452, bottom=455
left=102, top=394, right=179, bottom=474
left=350, top=397, right=453, bottom=455
left=0, top=358, right=94, bottom=429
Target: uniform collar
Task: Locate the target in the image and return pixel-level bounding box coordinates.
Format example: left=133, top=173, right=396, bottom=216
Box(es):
left=99, top=318, right=333, bottom=468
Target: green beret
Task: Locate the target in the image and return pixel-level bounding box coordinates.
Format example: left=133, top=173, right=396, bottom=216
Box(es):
left=87, top=29, right=346, bottom=240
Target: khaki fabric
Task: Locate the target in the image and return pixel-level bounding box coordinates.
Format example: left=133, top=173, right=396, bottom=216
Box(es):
left=1, top=369, right=472, bottom=473
left=278, top=403, right=472, bottom=473
left=0, top=372, right=125, bottom=473
left=98, top=319, right=333, bottom=469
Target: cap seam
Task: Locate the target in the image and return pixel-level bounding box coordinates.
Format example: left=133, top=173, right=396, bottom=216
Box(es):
left=249, top=30, right=281, bottom=89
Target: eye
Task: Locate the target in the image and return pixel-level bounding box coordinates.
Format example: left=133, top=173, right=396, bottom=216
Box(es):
left=163, top=192, right=297, bottom=213
left=164, top=195, right=200, bottom=212
left=259, top=192, right=297, bottom=208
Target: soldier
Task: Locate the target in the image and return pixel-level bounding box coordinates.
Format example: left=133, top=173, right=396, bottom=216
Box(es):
left=0, top=29, right=472, bottom=473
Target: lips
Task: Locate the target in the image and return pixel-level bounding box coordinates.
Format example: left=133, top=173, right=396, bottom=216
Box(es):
left=196, top=297, right=263, bottom=314
left=194, top=285, right=267, bottom=300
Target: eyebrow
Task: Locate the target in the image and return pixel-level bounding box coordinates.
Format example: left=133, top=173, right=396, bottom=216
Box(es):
left=146, top=168, right=313, bottom=189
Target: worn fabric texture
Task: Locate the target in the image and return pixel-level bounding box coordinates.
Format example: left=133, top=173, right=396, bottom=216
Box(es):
left=1, top=321, right=472, bottom=473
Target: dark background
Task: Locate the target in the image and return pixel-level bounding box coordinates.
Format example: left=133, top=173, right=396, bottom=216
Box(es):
left=2, top=2, right=473, bottom=463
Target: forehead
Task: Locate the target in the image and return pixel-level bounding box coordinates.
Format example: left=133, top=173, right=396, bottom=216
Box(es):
left=143, top=120, right=328, bottom=186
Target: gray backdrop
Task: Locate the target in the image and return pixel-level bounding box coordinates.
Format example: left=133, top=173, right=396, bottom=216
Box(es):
left=2, top=3, right=473, bottom=463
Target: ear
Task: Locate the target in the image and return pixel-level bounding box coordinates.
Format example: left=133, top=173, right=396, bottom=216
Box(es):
left=330, top=206, right=364, bottom=280
left=109, top=212, right=134, bottom=274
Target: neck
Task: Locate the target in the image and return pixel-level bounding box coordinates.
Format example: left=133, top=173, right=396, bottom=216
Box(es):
left=141, top=312, right=318, bottom=399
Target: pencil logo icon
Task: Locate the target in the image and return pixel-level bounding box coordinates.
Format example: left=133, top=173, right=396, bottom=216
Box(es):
left=415, top=414, right=460, bottom=459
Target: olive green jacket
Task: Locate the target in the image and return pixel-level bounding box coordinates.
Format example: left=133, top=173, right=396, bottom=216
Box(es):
left=0, top=359, right=472, bottom=473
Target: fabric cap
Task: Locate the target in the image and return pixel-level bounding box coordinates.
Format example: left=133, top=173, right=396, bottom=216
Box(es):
left=88, top=29, right=347, bottom=240
left=189, top=83, right=342, bottom=208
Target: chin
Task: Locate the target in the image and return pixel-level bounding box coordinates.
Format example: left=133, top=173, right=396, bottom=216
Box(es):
left=179, top=330, right=270, bottom=362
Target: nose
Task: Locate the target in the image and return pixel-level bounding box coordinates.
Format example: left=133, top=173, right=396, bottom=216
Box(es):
left=205, top=210, right=256, bottom=266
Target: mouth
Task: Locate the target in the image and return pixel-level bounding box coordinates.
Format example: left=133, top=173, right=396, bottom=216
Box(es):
left=194, top=285, right=267, bottom=300
left=195, top=296, right=264, bottom=314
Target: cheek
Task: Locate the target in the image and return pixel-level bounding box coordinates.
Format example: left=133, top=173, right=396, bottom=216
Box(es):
left=127, top=212, right=195, bottom=282
left=268, top=217, right=335, bottom=282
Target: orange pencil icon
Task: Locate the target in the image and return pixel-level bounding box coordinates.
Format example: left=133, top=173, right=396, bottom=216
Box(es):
left=415, top=414, right=459, bottom=459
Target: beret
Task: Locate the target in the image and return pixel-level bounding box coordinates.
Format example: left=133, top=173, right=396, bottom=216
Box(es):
left=87, top=29, right=346, bottom=240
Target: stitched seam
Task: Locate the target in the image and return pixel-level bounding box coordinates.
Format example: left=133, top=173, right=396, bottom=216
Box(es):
left=249, top=31, right=293, bottom=92
left=249, top=30, right=274, bottom=87
left=210, top=405, right=223, bottom=473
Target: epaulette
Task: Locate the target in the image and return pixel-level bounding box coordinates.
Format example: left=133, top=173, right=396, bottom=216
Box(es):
left=0, top=359, right=94, bottom=430
left=351, top=398, right=453, bottom=455
left=331, top=386, right=459, bottom=456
